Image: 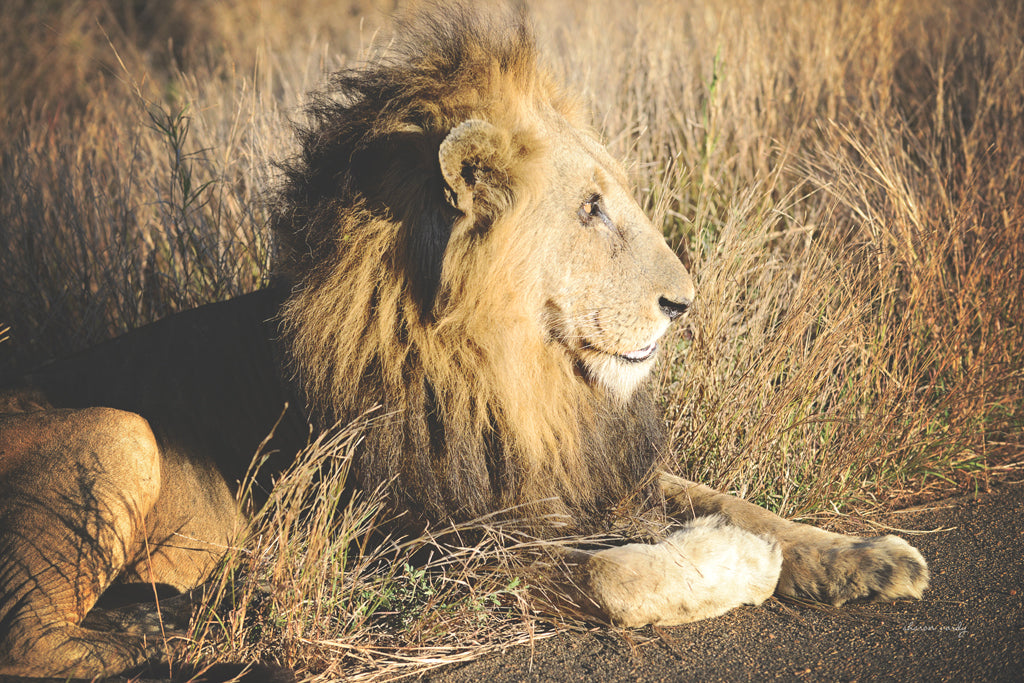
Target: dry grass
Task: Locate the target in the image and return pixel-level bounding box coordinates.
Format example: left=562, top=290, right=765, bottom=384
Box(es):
left=1, top=0, right=1022, bottom=677
left=596, top=0, right=1024, bottom=516
left=177, top=414, right=570, bottom=680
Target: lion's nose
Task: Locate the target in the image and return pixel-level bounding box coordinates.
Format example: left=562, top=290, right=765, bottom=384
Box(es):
left=659, top=296, right=691, bottom=321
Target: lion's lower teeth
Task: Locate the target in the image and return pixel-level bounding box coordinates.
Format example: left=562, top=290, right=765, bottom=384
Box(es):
left=623, top=344, right=655, bottom=361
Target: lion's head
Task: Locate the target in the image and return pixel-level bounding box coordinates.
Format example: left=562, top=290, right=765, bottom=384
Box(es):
left=273, top=6, right=694, bottom=532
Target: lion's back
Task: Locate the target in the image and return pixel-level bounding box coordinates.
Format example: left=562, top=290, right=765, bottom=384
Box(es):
left=5, top=287, right=305, bottom=490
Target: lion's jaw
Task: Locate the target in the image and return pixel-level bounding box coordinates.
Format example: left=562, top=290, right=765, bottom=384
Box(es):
left=575, top=320, right=672, bottom=399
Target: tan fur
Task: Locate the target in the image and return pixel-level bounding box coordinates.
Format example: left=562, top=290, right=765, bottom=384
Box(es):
left=0, top=5, right=926, bottom=677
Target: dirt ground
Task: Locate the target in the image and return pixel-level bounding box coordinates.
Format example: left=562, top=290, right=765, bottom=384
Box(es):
left=425, top=481, right=1024, bottom=682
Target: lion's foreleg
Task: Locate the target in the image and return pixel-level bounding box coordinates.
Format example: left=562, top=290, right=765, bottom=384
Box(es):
left=659, top=473, right=929, bottom=606
left=576, top=515, right=781, bottom=626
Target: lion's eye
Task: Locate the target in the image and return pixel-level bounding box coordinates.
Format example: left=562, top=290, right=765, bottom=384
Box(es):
left=579, top=196, right=601, bottom=222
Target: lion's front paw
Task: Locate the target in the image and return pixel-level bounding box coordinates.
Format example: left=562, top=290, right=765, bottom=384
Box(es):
left=778, top=532, right=929, bottom=606
left=585, top=515, right=782, bottom=627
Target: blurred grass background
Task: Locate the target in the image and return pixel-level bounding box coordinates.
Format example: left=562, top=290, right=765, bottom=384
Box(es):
left=1, top=0, right=1021, bottom=676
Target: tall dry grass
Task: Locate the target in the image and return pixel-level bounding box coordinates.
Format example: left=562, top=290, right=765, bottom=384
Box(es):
left=1, top=0, right=1022, bottom=676
left=580, top=0, right=1024, bottom=515
left=179, top=414, right=558, bottom=679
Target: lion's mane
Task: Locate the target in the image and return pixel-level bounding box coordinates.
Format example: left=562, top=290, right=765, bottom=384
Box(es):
left=273, top=6, right=665, bottom=533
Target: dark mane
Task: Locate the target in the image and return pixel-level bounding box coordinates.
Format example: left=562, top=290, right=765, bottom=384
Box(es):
left=272, top=3, right=539, bottom=302
left=272, top=4, right=665, bottom=534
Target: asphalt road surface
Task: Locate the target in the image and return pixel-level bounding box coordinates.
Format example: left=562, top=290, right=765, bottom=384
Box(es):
left=426, top=482, right=1024, bottom=682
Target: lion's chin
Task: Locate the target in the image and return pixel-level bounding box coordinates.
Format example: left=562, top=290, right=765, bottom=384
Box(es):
left=582, top=348, right=658, bottom=401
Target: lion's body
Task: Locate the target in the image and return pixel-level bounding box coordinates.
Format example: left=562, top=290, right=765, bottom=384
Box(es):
left=0, top=6, right=928, bottom=678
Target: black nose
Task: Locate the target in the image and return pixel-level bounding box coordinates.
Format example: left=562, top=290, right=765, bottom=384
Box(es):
left=659, top=296, right=691, bottom=321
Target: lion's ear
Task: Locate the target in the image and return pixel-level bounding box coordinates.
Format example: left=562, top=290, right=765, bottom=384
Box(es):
left=439, top=119, right=511, bottom=215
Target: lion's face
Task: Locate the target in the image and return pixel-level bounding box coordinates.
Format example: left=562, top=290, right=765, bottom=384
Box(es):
left=439, top=115, right=695, bottom=400
left=535, top=124, right=695, bottom=398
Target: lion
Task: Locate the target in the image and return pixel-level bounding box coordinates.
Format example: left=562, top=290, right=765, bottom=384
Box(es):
left=0, top=6, right=928, bottom=678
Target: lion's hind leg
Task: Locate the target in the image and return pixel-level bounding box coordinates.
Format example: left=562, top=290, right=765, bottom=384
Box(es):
left=659, top=473, right=929, bottom=607
left=583, top=515, right=782, bottom=627
left=0, top=408, right=165, bottom=677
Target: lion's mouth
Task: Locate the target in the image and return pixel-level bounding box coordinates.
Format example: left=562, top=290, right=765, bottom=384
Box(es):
left=573, top=333, right=664, bottom=367
left=618, top=342, right=658, bottom=363
left=571, top=334, right=665, bottom=398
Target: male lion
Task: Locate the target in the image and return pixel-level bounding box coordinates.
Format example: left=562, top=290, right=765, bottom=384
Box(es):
left=0, top=6, right=928, bottom=678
